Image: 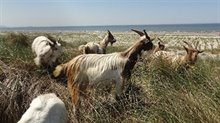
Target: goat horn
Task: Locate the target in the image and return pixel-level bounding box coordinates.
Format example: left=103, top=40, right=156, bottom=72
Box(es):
left=131, top=29, right=144, bottom=36
left=143, top=30, right=151, bottom=41
left=183, top=41, right=193, bottom=48
left=194, top=41, right=200, bottom=49
left=158, top=38, right=163, bottom=42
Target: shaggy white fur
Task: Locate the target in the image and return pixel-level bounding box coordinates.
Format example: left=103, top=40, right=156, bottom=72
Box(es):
left=53, top=29, right=154, bottom=106
left=151, top=45, right=203, bottom=69
left=78, top=31, right=116, bottom=54
left=17, top=93, right=67, bottom=123
left=32, top=36, right=62, bottom=67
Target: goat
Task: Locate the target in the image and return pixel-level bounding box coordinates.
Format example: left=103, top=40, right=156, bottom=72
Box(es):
left=17, top=93, right=67, bottom=123
left=151, top=41, right=204, bottom=69
left=132, top=32, right=165, bottom=64
left=78, top=30, right=116, bottom=54
left=153, top=38, right=165, bottom=53
left=53, top=29, right=154, bottom=106
left=32, top=35, right=62, bottom=68
left=131, top=29, right=164, bottom=54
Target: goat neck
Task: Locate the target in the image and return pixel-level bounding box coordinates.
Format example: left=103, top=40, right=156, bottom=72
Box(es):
left=99, top=34, right=109, bottom=50
left=120, top=37, right=153, bottom=78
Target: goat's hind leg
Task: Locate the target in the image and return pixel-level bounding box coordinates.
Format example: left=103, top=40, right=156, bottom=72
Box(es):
left=115, top=78, right=125, bottom=101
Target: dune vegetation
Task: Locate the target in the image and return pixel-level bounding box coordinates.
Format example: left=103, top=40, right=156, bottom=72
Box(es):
left=0, top=32, right=220, bottom=123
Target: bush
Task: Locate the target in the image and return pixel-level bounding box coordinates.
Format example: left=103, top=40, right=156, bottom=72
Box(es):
left=4, top=32, right=29, bottom=46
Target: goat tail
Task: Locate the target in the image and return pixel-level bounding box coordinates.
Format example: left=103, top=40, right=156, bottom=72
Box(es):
left=53, top=64, right=64, bottom=77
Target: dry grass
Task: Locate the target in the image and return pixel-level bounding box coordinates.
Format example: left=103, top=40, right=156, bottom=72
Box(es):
left=0, top=32, right=220, bottom=123
left=3, top=32, right=29, bottom=46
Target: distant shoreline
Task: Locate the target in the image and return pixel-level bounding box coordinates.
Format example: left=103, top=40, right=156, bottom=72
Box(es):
left=0, top=23, right=220, bottom=33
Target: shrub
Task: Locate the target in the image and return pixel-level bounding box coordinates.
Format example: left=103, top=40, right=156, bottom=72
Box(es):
left=4, top=32, right=29, bottom=46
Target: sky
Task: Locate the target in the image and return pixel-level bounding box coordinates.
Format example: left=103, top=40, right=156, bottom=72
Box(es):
left=0, top=0, right=219, bottom=27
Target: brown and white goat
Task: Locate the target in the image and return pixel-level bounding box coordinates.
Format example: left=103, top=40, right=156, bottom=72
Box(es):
left=131, top=30, right=165, bottom=54
left=78, top=30, right=116, bottom=54
left=131, top=30, right=165, bottom=63
left=53, top=29, right=154, bottom=106
left=153, top=38, right=165, bottom=53
left=152, top=41, right=204, bottom=69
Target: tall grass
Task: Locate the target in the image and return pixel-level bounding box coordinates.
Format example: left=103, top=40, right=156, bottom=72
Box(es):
left=133, top=59, right=220, bottom=123
left=0, top=34, right=38, bottom=77
left=0, top=32, right=220, bottom=123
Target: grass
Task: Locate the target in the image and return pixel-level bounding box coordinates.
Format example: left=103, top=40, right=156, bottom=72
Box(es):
left=0, top=32, right=220, bottom=123
left=141, top=60, right=220, bottom=122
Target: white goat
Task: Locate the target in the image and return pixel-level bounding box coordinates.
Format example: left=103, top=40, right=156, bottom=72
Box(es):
left=53, top=29, right=154, bottom=106
left=17, top=93, right=67, bottom=123
left=78, top=30, right=116, bottom=54
left=151, top=41, right=204, bottom=69
left=32, top=35, right=62, bottom=68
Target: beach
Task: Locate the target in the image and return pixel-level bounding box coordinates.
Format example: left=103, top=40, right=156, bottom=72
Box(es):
left=1, top=30, right=219, bottom=59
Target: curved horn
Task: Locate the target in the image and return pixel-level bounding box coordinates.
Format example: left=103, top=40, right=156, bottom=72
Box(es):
left=158, top=38, right=163, bottom=42
left=183, top=41, right=193, bottom=48
left=143, top=30, right=151, bottom=41
left=194, top=41, right=200, bottom=49
left=131, top=29, right=144, bottom=36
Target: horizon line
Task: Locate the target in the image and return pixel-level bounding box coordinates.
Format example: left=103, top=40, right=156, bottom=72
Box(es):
left=1, top=22, right=220, bottom=28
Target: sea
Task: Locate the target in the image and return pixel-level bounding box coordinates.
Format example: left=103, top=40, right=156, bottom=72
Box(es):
left=0, top=23, right=219, bottom=32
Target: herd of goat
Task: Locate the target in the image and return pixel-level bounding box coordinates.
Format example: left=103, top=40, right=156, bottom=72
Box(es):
left=17, top=29, right=204, bottom=123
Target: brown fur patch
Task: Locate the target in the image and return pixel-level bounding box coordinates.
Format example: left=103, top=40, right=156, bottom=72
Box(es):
left=120, top=33, right=154, bottom=79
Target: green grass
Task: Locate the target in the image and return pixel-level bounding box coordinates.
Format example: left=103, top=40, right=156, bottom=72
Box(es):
left=139, top=60, right=220, bottom=123
left=0, top=32, right=220, bottom=123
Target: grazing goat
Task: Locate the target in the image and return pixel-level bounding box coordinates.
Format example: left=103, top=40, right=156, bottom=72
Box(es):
left=153, top=38, right=165, bottom=53
left=53, top=29, right=154, bottom=106
left=78, top=30, right=116, bottom=54
left=151, top=41, right=204, bottom=69
left=17, top=93, right=67, bottom=123
left=32, top=35, right=62, bottom=68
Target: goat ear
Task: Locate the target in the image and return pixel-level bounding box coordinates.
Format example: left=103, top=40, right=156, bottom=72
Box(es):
left=198, top=50, right=204, bottom=53
left=107, top=30, right=112, bottom=36
left=158, top=42, right=161, bottom=45
left=107, top=30, right=114, bottom=40
left=131, top=29, right=144, bottom=36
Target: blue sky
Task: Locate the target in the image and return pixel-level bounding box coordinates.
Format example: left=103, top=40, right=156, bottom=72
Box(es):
left=0, top=0, right=219, bottom=27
